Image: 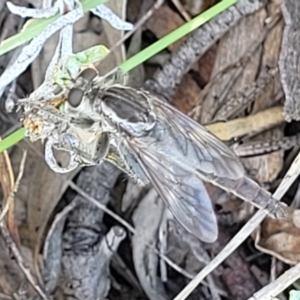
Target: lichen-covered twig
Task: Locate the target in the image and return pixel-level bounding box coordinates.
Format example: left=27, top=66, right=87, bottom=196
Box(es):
left=279, top=0, right=300, bottom=121
left=144, top=0, right=266, bottom=100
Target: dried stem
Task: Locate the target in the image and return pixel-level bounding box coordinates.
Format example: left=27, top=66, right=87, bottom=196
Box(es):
left=0, top=151, right=27, bottom=222
left=0, top=151, right=50, bottom=299
left=248, top=262, right=300, bottom=300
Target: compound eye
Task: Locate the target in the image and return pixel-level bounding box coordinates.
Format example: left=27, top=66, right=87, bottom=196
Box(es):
left=68, top=88, right=84, bottom=108
left=78, top=68, right=98, bottom=82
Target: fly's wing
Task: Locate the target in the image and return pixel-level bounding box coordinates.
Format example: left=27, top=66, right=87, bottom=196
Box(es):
left=152, top=96, right=246, bottom=181
left=122, top=140, right=218, bottom=243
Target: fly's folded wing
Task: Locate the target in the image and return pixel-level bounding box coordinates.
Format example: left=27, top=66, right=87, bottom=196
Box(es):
left=152, top=96, right=246, bottom=181
left=123, top=139, right=218, bottom=243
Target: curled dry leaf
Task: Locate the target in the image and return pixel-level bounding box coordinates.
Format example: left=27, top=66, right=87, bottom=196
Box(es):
left=58, top=163, right=121, bottom=299
left=121, top=179, right=145, bottom=212
left=132, top=188, right=168, bottom=300
left=254, top=209, right=300, bottom=265
left=43, top=201, right=77, bottom=294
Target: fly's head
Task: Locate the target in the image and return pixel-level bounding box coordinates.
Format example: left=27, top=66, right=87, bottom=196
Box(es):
left=64, top=67, right=100, bottom=119
left=19, top=67, right=101, bottom=141
left=18, top=67, right=111, bottom=173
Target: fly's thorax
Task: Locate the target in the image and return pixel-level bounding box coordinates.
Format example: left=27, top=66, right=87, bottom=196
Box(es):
left=95, top=85, right=156, bottom=137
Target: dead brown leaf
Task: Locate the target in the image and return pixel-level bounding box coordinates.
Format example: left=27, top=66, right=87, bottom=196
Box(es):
left=254, top=210, right=300, bottom=265
left=172, top=74, right=202, bottom=114
left=182, top=0, right=215, bottom=16
left=197, top=44, right=218, bottom=88
left=10, top=140, right=78, bottom=283
left=241, top=3, right=284, bottom=183
left=145, top=4, right=185, bottom=51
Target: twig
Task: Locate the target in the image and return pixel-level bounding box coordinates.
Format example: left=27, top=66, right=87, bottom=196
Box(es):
left=174, top=150, right=300, bottom=300
left=107, top=0, right=165, bottom=58
left=0, top=152, right=50, bottom=300
left=206, top=106, right=285, bottom=141
left=0, top=292, right=12, bottom=300
left=232, top=133, right=300, bottom=157
left=0, top=136, right=20, bottom=246
left=170, top=0, right=191, bottom=21
left=0, top=224, right=50, bottom=299
left=279, top=0, right=300, bottom=121
left=0, top=151, right=27, bottom=221
left=248, top=262, right=300, bottom=300
left=270, top=257, right=277, bottom=282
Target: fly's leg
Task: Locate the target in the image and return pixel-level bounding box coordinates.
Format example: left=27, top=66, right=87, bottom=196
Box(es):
left=45, top=139, right=79, bottom=173
left=55, top=132, right=110, bottom=166
left=104, top=144, right=147, bottom=187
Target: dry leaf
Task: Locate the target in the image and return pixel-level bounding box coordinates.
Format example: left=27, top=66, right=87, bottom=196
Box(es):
left=145, top=4, right=185, bottom=51
left=197, top=44, right=218, bottom=88
left=172, top=74, right=201, bottom=114
left=254, top=209, right=300, bottom=264
left=11, top=141, right=78, bottom=256
left=182, top=0, right=215, bottom=16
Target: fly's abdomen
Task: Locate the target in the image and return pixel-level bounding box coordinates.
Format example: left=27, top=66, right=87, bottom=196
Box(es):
left=214, top=175, right=287, bottom=218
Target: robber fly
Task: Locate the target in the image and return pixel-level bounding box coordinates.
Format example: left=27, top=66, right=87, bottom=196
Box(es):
left=20, top=68, right=288, bottom=243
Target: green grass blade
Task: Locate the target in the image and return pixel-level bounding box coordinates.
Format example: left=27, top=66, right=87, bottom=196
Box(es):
left=0, top=0, right=237, bottom=154
left=120, top=0, right=238, bottom=73
left=0, top=0, right=107, bottom=57
left=0, top=128, right=25, bottom=153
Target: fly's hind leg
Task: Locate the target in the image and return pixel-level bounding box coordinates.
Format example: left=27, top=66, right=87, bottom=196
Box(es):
left=45, top=139, right=79, bottom=173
